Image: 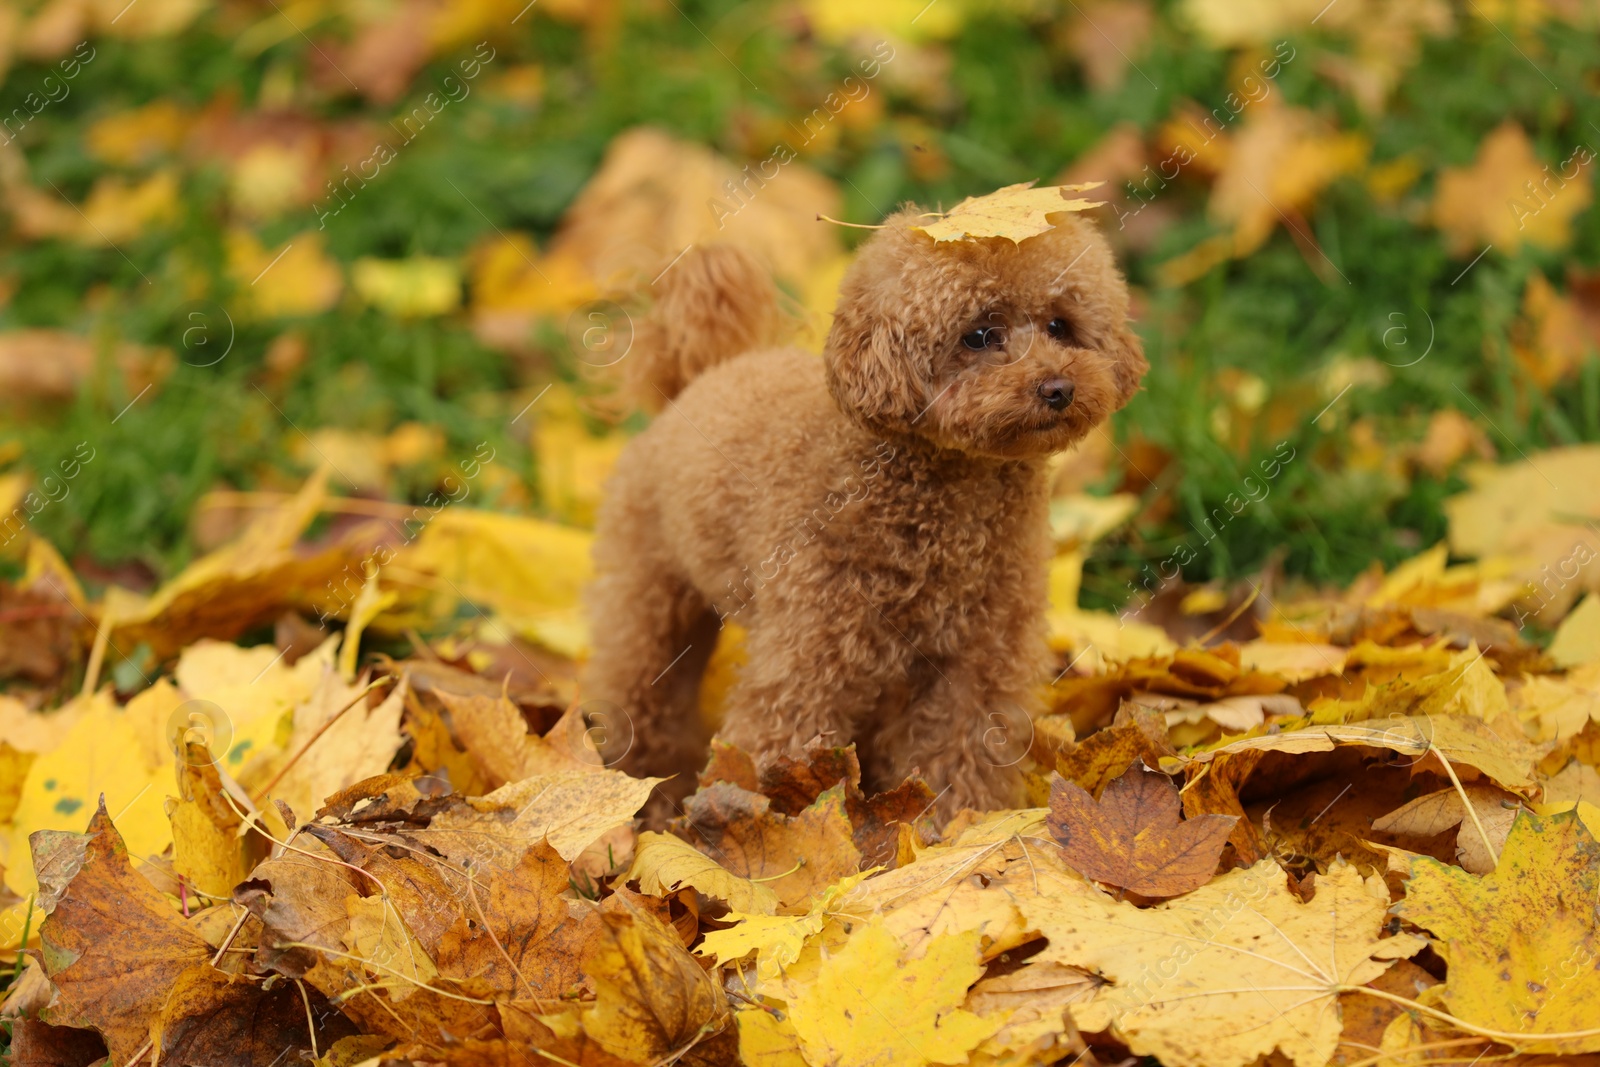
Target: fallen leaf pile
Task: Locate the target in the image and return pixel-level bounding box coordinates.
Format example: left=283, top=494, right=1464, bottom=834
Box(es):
left=2, top=466, right=1599, bottom=1067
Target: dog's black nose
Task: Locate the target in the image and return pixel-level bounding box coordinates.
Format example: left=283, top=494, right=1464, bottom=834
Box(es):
left=1037, top=378, right=1075, bottom=411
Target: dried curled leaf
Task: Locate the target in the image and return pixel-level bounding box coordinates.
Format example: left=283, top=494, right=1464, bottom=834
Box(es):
left=581, top=896, right=731, bottom=1061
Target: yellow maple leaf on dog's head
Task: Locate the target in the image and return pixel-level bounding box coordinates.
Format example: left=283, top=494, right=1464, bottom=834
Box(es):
left=914, top=181, right=1104, bottom=244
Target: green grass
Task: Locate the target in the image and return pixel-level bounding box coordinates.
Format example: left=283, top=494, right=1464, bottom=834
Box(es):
left=1, top=0, right=1597, bottom=602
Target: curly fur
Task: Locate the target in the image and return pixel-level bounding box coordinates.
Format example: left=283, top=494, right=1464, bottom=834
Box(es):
left=585, top=208, right=1147, bottom=820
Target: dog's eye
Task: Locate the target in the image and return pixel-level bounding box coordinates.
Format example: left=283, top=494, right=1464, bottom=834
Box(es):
left=961, top=329, right=991, bottom=351
left=1047, top=318, right=1071, bottom=340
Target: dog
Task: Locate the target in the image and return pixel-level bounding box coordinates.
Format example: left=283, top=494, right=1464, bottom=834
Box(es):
left=584, top=205, right=1147, bottom=819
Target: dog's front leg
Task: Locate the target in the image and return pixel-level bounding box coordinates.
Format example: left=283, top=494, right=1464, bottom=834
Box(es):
left=871, top=668, right=1037, bottom=819
left=714, top=594, right=908, bottom=768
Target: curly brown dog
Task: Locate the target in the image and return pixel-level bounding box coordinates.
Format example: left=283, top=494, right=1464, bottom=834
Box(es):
left=585, top=207, right=1147, bottom=819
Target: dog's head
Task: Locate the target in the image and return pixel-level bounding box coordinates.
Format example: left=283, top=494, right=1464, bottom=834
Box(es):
left=823, top=208, right=1146, bottom=459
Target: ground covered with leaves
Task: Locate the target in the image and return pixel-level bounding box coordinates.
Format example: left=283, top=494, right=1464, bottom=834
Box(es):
left=0, top=453, right=1598, bottom=1067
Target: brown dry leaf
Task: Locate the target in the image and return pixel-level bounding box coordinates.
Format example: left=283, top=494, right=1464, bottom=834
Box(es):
left=1063, top=2, right=1154, bottom=91
left=1180, top=749, right=1267, bottom=865
left=580, top=895, right=730, bottom=1062
left=1514, top=273, right=1600, bottom=388
left=1054, top=703, right=1176, bottom=796
left=1433, top=122, right=1592, bottom=254
left=914, top=181, right=1104, bottom=244
left=1412, top=408, right=1497, bottom=476
left=299, top=823, right=461, bottom=960
left=1372, top=781, right=1522, bottom=873
left=547, top=126, right=841, bottom=296
left=3, top=1019, right=107, bottom=1067
left=1047, top=764, right=1236, bottom=898
left=423, top=768, right=660, bottom=865
left=232, top=834, right=364, bottom=981
left=1331, top=958, right=1444, bottom=1066
left=252, top=671, right=408, bottom=824
left=1253, top=756, right=1423, bottom=875
left=434, top=689, right=596, bottom=787
left=714, top=739, right=937, bottom=869
left=108, top=469, right=377, bottom=659
left=1208, top=103, right=1369, bottom=260
left=0, top=329, right=172, bottom=405
left=156, top=962, right=356, bottom=1067
left=1024, top=859, right=1425, bottom=1067
left=33, top=801, right=213, bottom=1064
left=679, top=782, right=862, bottom=912
left=963, top=959, right=1101, bottom=1064
left=436, top=839, right=598, bottom=1000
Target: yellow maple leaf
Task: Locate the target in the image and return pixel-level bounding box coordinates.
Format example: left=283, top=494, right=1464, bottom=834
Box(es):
left=1397, top=809, right=1600, bottom=1053
left=626, top=831, right=780, bottom=915
left=698, top=870, right=874, bottom=982
left=783, top=922, right=1000, bottom=1067
left=1209, top=104, right=1369, bottom=258
left=352, top=257, right=461, bottom=317
left=1023, top=859, right=1424, bottom=1067
left=2, top=687, right=175, bottom=900
left=1550, top=596, right=1600, bottom=667
left=77, top=170, right=180, bottom=246
left=344, top=894, right=439, bottom=1003
left=914, top=181, right=1104, bottom=244
left=396, top=508, right=594, bottom=658
left=85, top=100, right=191, bottom=166
left=226, top=230, right=344, bottom=319
left=1513, top=662, right=1600, bottom=741
left=229, top=141, right=316, bottom=220
left=1433, top=122, right=1592, bottom=254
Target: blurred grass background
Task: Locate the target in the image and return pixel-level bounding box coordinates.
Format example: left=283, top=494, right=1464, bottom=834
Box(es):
left=0, top=0, right=1597, bottom=613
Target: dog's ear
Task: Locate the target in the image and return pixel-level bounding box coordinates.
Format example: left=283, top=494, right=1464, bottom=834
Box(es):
left=1108, top=323, right=1148, bottom=408
left=823, top=277, right=925, bottom=434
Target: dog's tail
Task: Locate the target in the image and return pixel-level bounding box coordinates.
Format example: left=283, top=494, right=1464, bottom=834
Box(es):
left=623, top=244, right=781, bottom=411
